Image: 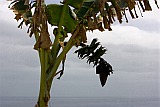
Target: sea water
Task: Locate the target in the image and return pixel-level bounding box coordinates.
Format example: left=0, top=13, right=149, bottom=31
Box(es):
left=0, top=96, right=159, bottom=107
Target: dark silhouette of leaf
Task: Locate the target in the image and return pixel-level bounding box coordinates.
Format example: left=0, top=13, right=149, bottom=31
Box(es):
left=129, top=8, right=135, bottom=19
left=96, top=58, right=113, bottom=86
left=87, top=17, right=95, bottom=31
left=75, top=38, right=106, bottom=65
left=137, top=0, right=145, bottom=12
left=99, top=72, right=108, bottom=87
left=12, top=1, right=29, bottom=14
left=75, top=1, right=94, bottom=18
left=77, top=25, right=87, bottom=43
left=109, top=0, right=123, bottom=23
left=155, top=0, right=159, bottom=9
left=75, top=38, right=113, bottom=86
left=89, top=38, right=99, bottom=48
left=97, top=22, right=105, bottom=32
left=143, top=0, right=152, bottom=11
left=57, top=56, right=66, bottom=79
left=133, top=7, right=138, bottom=18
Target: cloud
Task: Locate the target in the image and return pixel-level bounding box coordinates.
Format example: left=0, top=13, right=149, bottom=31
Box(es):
left=120, top=18, right=160, bottom=33
left=105, top=44, right=160, bottom=73
left=86, top=25, right=160, bottom=49
left=119, top=9, right=160, bottom=32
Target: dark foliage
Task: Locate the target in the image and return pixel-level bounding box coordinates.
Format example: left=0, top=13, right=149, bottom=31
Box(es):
left=75, top=38, right=113, bottom=87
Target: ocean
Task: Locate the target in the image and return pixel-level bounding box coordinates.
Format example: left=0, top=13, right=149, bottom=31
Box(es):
left=0, top=96, right=159, bottom=107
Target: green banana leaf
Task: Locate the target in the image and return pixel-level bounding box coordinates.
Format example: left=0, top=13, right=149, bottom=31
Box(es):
left=46, top=4, right=78, bottom=33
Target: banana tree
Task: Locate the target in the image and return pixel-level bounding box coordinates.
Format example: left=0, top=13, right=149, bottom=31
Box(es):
left=8, top=0, right=158, bottom=107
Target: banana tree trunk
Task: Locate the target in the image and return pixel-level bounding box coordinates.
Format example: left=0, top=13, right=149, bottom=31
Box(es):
left=33, top=0, right=75, bottom=106
left=35, top=49, right=51, bottom=107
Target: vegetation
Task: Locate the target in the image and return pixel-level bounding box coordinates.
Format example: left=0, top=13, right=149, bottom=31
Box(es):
left=8, top=0, right=159, bottom=107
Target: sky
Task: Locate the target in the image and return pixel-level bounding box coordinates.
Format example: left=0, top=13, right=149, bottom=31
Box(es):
left=0, top=0, right=160, bottom=98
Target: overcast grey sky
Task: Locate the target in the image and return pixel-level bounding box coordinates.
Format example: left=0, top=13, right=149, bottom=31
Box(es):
left=0, top=0, right=160, bottom=98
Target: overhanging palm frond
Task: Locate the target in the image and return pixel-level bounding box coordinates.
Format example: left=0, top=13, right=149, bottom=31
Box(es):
left=73, top=0, right=159, bottom=32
